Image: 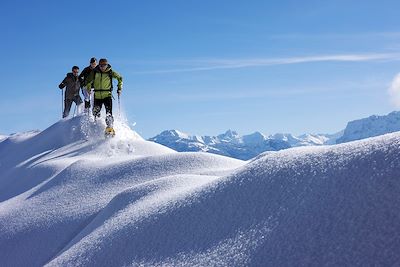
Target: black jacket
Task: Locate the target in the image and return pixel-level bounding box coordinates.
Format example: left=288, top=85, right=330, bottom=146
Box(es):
left=79, top=66, right=94, bottom=87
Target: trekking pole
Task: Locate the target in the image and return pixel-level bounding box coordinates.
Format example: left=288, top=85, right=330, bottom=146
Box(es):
left=118, top=94, right=121, bottom=119
left=73, top=104, right=77, bottom=117
left=61, top=89, right=64, bottom=118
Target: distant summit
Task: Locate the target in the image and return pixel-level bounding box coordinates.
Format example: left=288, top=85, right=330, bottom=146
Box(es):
left=149, top=129, right=212, bottom=152
left=336, top=111, right=400, bottom=143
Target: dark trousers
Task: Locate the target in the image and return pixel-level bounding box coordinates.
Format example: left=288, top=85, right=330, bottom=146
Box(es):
left=63, top=95, right=83, bottom=118
left=93, top=97, right=114, bottom=127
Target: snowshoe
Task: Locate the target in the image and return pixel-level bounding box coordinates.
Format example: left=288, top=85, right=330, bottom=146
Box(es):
left=105, top=127, right=116, bottom=138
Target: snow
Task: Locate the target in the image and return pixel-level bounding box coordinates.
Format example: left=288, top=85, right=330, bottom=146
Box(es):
left=337, top=111, right=400, bottom=143
left=0, top=134, right=9, bottom=142
left=1, top=115, right=400, bottom=266
left=242, top=131, right=266, bottom=145
left=0, top=116, right=244, bottom=266
left=158, top=129, right=190, bottom=140
left=271, top=132, right=331, bottom=147
left=297, top=133, right=328, bottom=145
left=149, top=130, right=330, bottom=160
left=217, top=129, right=241, bottom=144
left=148, top=129, right=211, bottom=153
left=3, top=130, right=39, bottom=142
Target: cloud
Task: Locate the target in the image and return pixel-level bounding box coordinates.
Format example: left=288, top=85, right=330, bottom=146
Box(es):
left=131, top=53, right=400, bottom=74
left=268, top=32, right=400, bottom=40
left=132, top=78, right=386, bottom=104
left=388, top=73, right=400, bottom=107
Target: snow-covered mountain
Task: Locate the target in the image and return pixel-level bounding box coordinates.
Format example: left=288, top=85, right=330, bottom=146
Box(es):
left=1, top=116, right=399, bottom=266
left=148, top=129, right=217, bottom=153
left=0, top=134, right=8, bottom=142
left=336, top=111, right=400, bottom=143
left=149, top=111, right=400, bottom=159
left=271, top=132, right=334, bottom=147
left=150, top=130, right=332, bottom=160
left=0, top=131, right=39, bottom=143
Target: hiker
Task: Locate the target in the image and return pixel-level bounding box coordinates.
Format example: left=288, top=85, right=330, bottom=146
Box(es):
left=85, top=58, right=123, bottom=134
left=79, top=57, right=97, bottom=109
left=59, top=66, right=83, bottom=118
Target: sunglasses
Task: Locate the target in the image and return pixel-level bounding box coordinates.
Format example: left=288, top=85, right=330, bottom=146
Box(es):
left=99, top=64, right=107, bottom=68
left=73, top=70, right=79, bottom=74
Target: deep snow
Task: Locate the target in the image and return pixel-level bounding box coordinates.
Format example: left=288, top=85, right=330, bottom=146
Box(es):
left=1, top=115, right=400, bottom=266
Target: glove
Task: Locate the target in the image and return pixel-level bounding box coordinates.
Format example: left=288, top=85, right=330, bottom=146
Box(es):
left=117, top=89, right=122, bottom=96
left=59, top=83, right=65, bottom=89
left=84, top=100, right=91, bottom=109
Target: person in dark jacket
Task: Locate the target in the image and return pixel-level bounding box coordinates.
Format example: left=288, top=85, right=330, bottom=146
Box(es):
left=79, top=57, right=97, bottom=109
left=59, top=66, right=83, bottom=118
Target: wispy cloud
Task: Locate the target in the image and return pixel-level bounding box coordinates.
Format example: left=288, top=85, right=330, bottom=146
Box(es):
left=130, top=78, right=387, bottom=105
left=268, top=32, right=400, bottom=40
left=131, top=53, right=400, bottom=74
left=388, top=73, right=400, bottom=107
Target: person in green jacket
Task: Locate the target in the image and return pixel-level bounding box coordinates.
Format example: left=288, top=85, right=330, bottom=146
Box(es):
left=85, top=58, right=123, bottom=129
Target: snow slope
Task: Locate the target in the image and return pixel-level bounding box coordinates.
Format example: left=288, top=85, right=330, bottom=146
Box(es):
left=0, top=116, right=244, bottom=266
left=1, top=116, right=400, bottom=266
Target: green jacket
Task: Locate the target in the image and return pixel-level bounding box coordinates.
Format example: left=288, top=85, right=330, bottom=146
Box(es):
left=86, top=64, right=123, bottom=99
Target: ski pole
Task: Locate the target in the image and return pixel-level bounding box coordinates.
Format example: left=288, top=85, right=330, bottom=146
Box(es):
left=61, top=89, right=64, bottom=118
left=73, top=104, right=77, bottom=117
left=118, top=94, right=121, bottom=119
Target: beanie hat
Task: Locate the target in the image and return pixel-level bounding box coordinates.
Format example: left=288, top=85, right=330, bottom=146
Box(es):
left=99, top=58, right=108, bottom=65
left=90, top=57, right=97, bottom=64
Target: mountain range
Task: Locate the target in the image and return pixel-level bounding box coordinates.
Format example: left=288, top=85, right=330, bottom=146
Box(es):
left=149, top=111, right=400, bottom=160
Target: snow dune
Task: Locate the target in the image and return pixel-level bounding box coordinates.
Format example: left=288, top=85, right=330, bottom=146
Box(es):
left=0, top=116, right=399, bottom=266
left=0, top=116, right=244, bottom=266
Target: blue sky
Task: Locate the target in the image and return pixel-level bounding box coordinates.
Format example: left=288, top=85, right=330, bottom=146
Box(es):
left=1, top=0, right=400, bottom=138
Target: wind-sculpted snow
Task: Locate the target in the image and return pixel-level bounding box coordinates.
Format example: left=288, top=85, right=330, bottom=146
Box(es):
left=1, top=116, right=400, bottom=266
left=0, top=116, right=244, bottom=266
left=44, top=132, right=400, bottom=266
left=0, top=116, right=174, bottom=203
